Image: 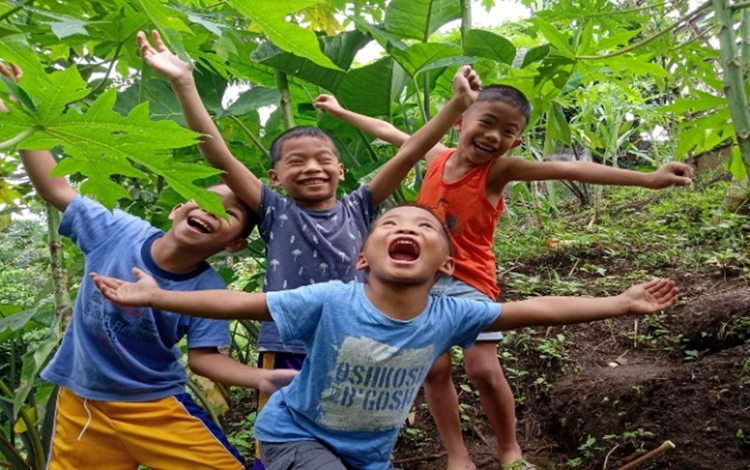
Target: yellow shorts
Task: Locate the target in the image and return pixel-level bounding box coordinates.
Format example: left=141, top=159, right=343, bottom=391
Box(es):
left=47, top=387, right=245, bottom=470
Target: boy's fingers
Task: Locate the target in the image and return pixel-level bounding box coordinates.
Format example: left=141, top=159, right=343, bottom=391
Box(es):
left=152, top=29, right=166, bottom=51
left=10, top=63, right=22, bottom=80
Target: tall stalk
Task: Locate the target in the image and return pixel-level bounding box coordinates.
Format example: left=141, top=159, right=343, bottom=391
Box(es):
left=274, top=69, right=295, bottom=130
left=713, top=0, right=750, bottom=172
left=713, top=0, right=750, bottom=209
left=45, top=204, right=72, bottom=329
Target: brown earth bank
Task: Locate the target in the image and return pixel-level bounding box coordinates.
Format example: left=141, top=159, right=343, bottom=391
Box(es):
left=391, top=284, right=750, bottom=470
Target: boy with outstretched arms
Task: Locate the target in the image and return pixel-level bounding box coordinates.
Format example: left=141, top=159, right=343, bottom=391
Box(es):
left=314, top=90, right=694, bottom=469
left=92, top=204, right=679, bottom=470
left=0, top=62, right=295, bottom=470
left=137, top=30, right=482, bottom=466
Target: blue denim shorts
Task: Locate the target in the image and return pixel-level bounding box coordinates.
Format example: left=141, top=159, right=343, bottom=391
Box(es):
left=430, top=276, right=503, bottom=341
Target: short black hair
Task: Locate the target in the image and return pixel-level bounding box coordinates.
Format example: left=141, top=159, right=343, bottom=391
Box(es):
left=475, top=85, right=531, bottom=129
left=206, top=183, right=258, bottom=239
left=365, top=203, right=453, bottom=256
left=268, top=126, right=341, bottom=167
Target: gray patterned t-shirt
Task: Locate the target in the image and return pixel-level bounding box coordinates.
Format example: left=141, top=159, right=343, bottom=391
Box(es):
left=257, top=184, right=378, bottom=353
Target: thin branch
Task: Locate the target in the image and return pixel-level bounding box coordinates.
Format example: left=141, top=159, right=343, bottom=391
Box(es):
left=579, top=1, right=669, bottom=19
left=228, top=115, right=270, bottom=159
left=576, top=0, right=713, bottom=60
left=732, top=1, right=750, bottom=11
left=82, top=41, right=123, bottom=98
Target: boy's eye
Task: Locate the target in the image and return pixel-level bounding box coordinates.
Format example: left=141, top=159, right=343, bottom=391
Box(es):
left=226, top=209, right=239, bottom=218
left=419, top=222, right=435, bottom=230
left=380, top=220, right=396, bottom=226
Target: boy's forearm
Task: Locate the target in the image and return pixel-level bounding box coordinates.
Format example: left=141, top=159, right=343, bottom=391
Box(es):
left=495, top=295, right=630, bottom=331
left=568, top=161, right=655, bottom=187
left=151, top=288, right=272, bottom=321
left=169, top=77, right=236, bottom=170
left=188, top=349, right=268, bottom=388
left=336, top=108, right=409, bottom=147
left=19, top=150, right=76, bottom=212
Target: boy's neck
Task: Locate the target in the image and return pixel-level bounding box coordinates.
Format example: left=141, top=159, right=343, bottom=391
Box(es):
left=363, top=280, right=433, bottom=321
left=150, top=234, right=209, bottom=274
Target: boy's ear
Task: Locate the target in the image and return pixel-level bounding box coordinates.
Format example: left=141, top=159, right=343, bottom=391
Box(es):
left=511, top=138, right=523, bottom=150
left=355, top=253, right=369, bottom=271
left=437, top=256, right=455, bottom=277
left=267, top=169, right=282, bottom=187
left=338, top=163, right=344, bottom=181
left=224, top=237, right=248, bottom=254
left=168, top=203, right=184, bottom=221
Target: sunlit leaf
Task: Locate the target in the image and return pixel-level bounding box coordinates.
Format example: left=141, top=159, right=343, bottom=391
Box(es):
left=464, top=29, right=515, bottom=65
left=384, top=0, right=461, bottom=42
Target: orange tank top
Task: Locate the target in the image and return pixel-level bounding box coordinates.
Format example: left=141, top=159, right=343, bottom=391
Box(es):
left=416, top=149, right=504, bottom=299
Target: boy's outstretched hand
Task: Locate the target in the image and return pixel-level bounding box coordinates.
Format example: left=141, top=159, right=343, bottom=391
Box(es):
left=649, top=162, right=694, bottom=188
left=91, top=268, right=158, bottom=307
left=621, top=279, right=678, bottom=315
left=452, top=65, right=481, bottom=109
left=138, top=30, right=193, bottom=84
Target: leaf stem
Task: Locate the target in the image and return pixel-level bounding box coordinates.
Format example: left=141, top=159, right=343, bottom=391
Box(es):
left=0, top=128, right=35, bottom=150
left=228, top=115, right=270, bottom=159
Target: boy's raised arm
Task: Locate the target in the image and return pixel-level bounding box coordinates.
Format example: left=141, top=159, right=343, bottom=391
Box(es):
left=488, top=279, right=678, bottom=332
left=314, top=94, right=448, bottom=167
left=0, top=63, right=76, bottom=212
left=496, top=158, right=694, bottom=190
left=91, top=268, right=273, bottom=321
left=368, top=66, right=479, bottom=207
left=138, top=31, right=262, bottom=213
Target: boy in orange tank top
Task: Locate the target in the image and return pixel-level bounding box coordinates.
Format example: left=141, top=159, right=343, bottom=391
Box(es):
left=314, top=85, right=693, bottom=470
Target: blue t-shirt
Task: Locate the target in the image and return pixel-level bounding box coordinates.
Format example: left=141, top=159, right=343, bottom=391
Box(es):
left=254, top=281, right=501, bottom=469
left=41, top=196, right=231, bottom=401
left=257, top=184, right=378, bottom=353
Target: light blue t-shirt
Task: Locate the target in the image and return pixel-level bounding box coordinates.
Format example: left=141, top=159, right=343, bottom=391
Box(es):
left=257, top=184, right=378, bottom=353
left=41, top=196, right=231, bottom=401
left=254, top=281, right=501, bottom=469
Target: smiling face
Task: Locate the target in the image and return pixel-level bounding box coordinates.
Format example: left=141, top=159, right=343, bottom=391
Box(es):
left=168, top=184, right=250, bottom=255
left=454, top=100, right=525, bottom=166
left=268, top=135, right=344, bottom=210
left=357, top=206, right=454, bottom=286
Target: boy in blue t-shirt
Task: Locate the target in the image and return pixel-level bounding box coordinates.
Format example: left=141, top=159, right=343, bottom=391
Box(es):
left=1, top=62, right=296, bottom=469
left=92, top=204, right=679, bottom=470
left=136, top=29, right=482, bottom=466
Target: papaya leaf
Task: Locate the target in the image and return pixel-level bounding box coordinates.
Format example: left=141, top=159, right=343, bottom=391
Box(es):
left=533, top=18, right=575, bottom=58
left=251, top=29, right=370, bottom=92
left=227, top=0, right=342, bottom=71
left=384, top=0, right=461, bottom=42
left=0, top=306, right=34, bottom=343
left=217, top=87, right=281, bottom=119
left=13, top=320, right=61, bottom=418
left=391, top=42, right=462, bottom=77
left=337, top=57, right=408, bottom=117
left=132, top=0, right=192, bottom=34
left=464, top=29, right=516, bottom=65
left=3, top=66, right=220, bottom=213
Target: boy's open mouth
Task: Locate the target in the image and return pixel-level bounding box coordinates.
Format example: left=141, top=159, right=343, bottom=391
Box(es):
left=473, top=140, right=496, bottom=154
left=188, top=217, right=213, bottom=234
left=388, top=237, right=419, bottom=263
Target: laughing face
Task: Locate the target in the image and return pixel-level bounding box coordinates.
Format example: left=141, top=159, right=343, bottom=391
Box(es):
left=357, top=206, right=454, bottom=285
left=454, top=100, right=525, bottom=166
left=169, top=184, right=250, bottom=254
left=268, top=135, right=344, bottom=210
